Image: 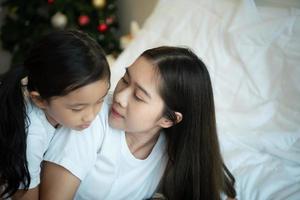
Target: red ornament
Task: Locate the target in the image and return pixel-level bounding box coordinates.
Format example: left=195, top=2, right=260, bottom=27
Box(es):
left=105, top=17, right=114, bottom=25
left=78, top=15, right=90, bottom=26
left=47, top=0, right=55, bottom=4
left=97, top=23, right=108, bottom=32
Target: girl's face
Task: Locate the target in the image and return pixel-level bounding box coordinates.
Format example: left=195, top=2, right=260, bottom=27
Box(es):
left=109, top=57, right=169, bottom=135
left=42, top=79, right=109, bottom=131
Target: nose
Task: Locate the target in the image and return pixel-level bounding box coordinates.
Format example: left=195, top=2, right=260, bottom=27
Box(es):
left=114, top=85, right=130, bottom=108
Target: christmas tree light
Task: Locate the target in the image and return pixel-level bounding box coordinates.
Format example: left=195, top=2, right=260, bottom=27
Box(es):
left=0, top=0, right=121, bottom=65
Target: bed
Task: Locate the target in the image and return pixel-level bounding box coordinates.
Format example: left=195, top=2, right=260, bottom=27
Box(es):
left=110, top=0, right=300, bottom=199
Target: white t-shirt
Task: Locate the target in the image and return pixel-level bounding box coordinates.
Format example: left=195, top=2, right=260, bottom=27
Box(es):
left=44, top=97, right=168, bottom=200
left=24, top=103, right=56, bottom=189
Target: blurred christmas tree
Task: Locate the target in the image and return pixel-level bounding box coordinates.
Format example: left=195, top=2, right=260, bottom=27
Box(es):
left=0, top=0, right=121, bottom=65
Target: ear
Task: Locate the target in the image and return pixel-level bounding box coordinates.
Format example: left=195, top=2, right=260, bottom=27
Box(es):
left=159, top=112, right=183, bottom=128
left=29, top=91, right=48, bottom=109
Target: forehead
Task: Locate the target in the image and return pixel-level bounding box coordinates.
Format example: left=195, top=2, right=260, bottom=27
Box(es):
left=128, top=57, right=161, bottom=95
left=51, top=79, right=109, bottom=104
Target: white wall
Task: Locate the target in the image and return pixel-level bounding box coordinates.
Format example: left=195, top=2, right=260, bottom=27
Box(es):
left=116, top=0, right=158, bottom=35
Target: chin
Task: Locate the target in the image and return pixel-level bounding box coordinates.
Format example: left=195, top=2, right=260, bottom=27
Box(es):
left=108, top=116, right=123, bottom=130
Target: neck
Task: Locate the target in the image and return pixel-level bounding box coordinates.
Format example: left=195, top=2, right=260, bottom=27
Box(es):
left=44, top=112, right=60, bottom=128
left=125, top=128, right=161, bottom=160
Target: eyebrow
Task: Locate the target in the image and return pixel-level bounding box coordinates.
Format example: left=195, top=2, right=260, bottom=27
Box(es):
left=126, top=68, right=152, bottom=99
left=68, top=88, right=109, bottom=107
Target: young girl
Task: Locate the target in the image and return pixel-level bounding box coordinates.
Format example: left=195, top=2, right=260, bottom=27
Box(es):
left=41, top=46, right=236, bottom=200
left=0, top=30, right=110, bottom=199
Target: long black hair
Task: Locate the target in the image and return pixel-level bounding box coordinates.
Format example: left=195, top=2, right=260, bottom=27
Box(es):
left=0, top=30, right=110, bottom=198
left=142, top=46, right=236, bottom=200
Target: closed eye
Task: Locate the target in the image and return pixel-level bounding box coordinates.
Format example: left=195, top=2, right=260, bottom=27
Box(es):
left=134, top=94, right=143, bottom=102
left=71, top=108, right=84, bottom=112
left=121, top=77, right=129, bottom=84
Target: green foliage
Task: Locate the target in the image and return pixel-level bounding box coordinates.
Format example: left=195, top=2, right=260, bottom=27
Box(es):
left=0, top=0, right=121, bottom=65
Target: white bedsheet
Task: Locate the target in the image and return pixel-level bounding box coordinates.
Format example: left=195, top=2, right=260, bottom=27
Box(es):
left=111, top=0, right=300, bottom=199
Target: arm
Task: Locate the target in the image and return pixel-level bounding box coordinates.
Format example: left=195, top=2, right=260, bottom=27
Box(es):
left=12, top=187, right=39, bottom=200
left=40, top=161, right=80, bottom=200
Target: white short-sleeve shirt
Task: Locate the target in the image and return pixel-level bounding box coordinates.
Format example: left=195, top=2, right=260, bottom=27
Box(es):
left=44, top=97, right=168, bottom=200
left=24, top=103, right=56, bottom=189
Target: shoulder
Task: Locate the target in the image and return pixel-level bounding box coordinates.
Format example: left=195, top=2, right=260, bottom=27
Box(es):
left=24, top=104, right=54, bottom=189
left=26, top=101, right=42, bottom=123
left=26, top=101, right=55, bottom=137
left=44, top=118, right=106, bottom=180
left=44, top=127, right=101, bottom=180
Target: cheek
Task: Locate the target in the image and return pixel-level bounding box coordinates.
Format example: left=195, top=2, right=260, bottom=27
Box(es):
left=127, top=106, right=162, bottom=125
left=52, top=107, right=78, bottom=123
left=114, top=80, right=124, bottom=93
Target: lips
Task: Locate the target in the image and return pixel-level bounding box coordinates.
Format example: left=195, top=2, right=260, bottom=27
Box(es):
left=79, top=123, right=91, bottom=129
left=111, top=106, right=124, bottom=118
